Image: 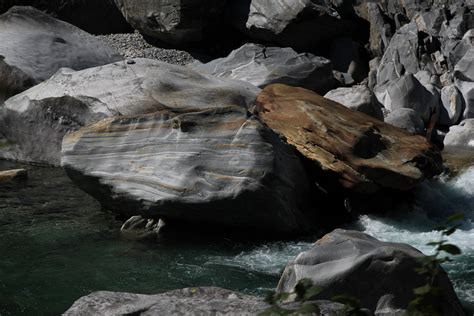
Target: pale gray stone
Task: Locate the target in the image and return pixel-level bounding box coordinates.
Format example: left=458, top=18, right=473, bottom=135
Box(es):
left=385, top=108, right=425, bottom=134
left=0, top=59, right=260, bottom=165
left=192, top=43, right=334, bottom=93
left=440, top=85, right=464, bottom=126
left=63, top=287, right=346, bottom=316
left=454, top=47, right=474, bottom=119
left=324, top=85, right=384, bottom=120
left=0, top=6, right=122, bottom=102
left=444, top=119, right=474, bottom=148
left=277, top=229, right=466, bottom=315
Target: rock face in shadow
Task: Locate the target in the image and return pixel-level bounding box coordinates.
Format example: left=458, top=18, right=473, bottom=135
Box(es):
left=230, top=0, right=348, bottom=52
left=61, top=106, right=314, bottom=234
left=113, top=0, right=224, bottom=45
left=192, top=43, right=334, bottom=94
left=63, top=287, right=346, bottom=316
left=0, top=6, right=122, bottom=102
left=255, top=84, right=443, bottom=193
left=0, top=59, right=259, bottom=165
left=277, top=229, right=466, bottom=316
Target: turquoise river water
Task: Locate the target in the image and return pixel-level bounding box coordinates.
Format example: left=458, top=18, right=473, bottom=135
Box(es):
left=0, top=159, right=473, bottom=315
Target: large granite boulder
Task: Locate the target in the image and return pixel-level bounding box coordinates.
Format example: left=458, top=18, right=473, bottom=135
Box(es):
left=377, top=74, right=439, bottom=124
left=255, top=84, right=443, bottom=193
left=113, top=0, right=224, bottom=45
left=0, top=59, right=259, bottom=165
left=444, top=119, right=474, bottom=148
left=61, top=106, right=313, bottom=233
left=192, top=43, right=334, bottom=94
left=277, top=229, right=466, bottom=315
left=324, top=85, right=384, bottom=120
left=0, top=0, right=132, bottom=34
left=63, top=287, right=346, bottom=315
left=230, top=0, right=348, bottom=52
left=440, top=85, right=465, bottom=126
left=0, top=6, right=122, bottom=103
left=385, top=108, right=425, bottom=135
left=454, top=47, right=474, bottom=119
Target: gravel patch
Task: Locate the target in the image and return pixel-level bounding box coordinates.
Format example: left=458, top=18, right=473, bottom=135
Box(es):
left=96, top=31, right=196, bottom=66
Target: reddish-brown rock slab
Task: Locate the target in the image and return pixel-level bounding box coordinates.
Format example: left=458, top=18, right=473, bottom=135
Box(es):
left=255, top=84, right=443, bottom=193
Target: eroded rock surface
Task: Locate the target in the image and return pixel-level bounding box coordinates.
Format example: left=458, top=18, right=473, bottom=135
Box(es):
left=61, top=106, right=313, bottom=234
left=255, top=84, right=443, bottom=193
left=277, top=229, right=466, bottom=315
left=192, top=43, right=334, bottom=93
left=0, top=59, right=259, bottom=165
left=0, top=6, right=122, bottom=102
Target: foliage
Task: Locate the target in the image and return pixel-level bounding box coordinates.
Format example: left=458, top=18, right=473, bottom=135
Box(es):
left=406, top=212, right=464, bottom=316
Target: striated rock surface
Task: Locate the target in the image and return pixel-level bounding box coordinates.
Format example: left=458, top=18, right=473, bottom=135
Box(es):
left=0, top=6, right=122, bottom=102
left=63, top=287, right=346, bottom=316
left=113, top=0, right=224, bottom=45
left=324, top=85, right=384, bottom=120
left=277, top=229, right=466, bottom=315
left=61, top=106, right=313, bottom=234
left=255, top=84, right=443, bottom=193
left=0, top=59, right=259, bottom=165
left=192, top=43, right=334, bottom=94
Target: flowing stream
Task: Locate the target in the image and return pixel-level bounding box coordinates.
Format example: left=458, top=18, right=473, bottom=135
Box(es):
left=0, top=159, right=473, bottom=315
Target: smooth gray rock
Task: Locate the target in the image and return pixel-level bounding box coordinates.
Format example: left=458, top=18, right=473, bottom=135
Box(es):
left=113, top=0, right=223, bottom=45
left=377, top=74, right=439, bottom=124
left=454, top=47, right=474, bottom=119
left=277, top=229, right=466, bottom=315
left=230, top=0, right=346, bottom=52
left=440, top=85, right=464, bottom=126
left=0, top=6, right=122, bottom=102
left=0, top=59, right=260, bottom=165
left=63, top=287, right=346, bottom=316
left=324, top=85, right=384, bottom=120
left=61, top=106, right=313, bottom=233
left=444, top=119, right=474, bottom=148
left=385, top=108, right=425, bottom=134
left=192, top=43, right=334, bottom=94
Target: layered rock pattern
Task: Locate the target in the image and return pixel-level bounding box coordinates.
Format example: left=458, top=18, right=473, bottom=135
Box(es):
left=61, top=106, right=313, bottom=233
left=0, top=6, right=122, bottom=102
left=255, top=84, right=443, bottom=193
left=192, top=43, right=334, bottom=94
left=0, top=59, right=259, bottom=165
left=277, top=229, right=466, bottom=315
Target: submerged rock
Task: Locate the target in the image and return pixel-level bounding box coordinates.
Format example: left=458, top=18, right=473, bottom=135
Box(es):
left=0, top=6, right=122, bottom=102
left=277, top=229, right=466, bottom=315
left=61, top=106, right=313, bottom=234
left=63, top=287, right=346, bottom=315
left=192, top=43, right=334, bottom=94
left=255, top=84, right=443, bottom=193
left=120, top=216, right=166, bottom=241
left=0, top=59, right=259, bottom=165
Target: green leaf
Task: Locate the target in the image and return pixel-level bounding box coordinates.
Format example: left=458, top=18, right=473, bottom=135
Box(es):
left=438, top=244, right=462, bottom=255
left=426, top=242, right=440, bottom=246
left=443, top=226, right=458, bottom=236
left=446, top=213, right=465, bottom=223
